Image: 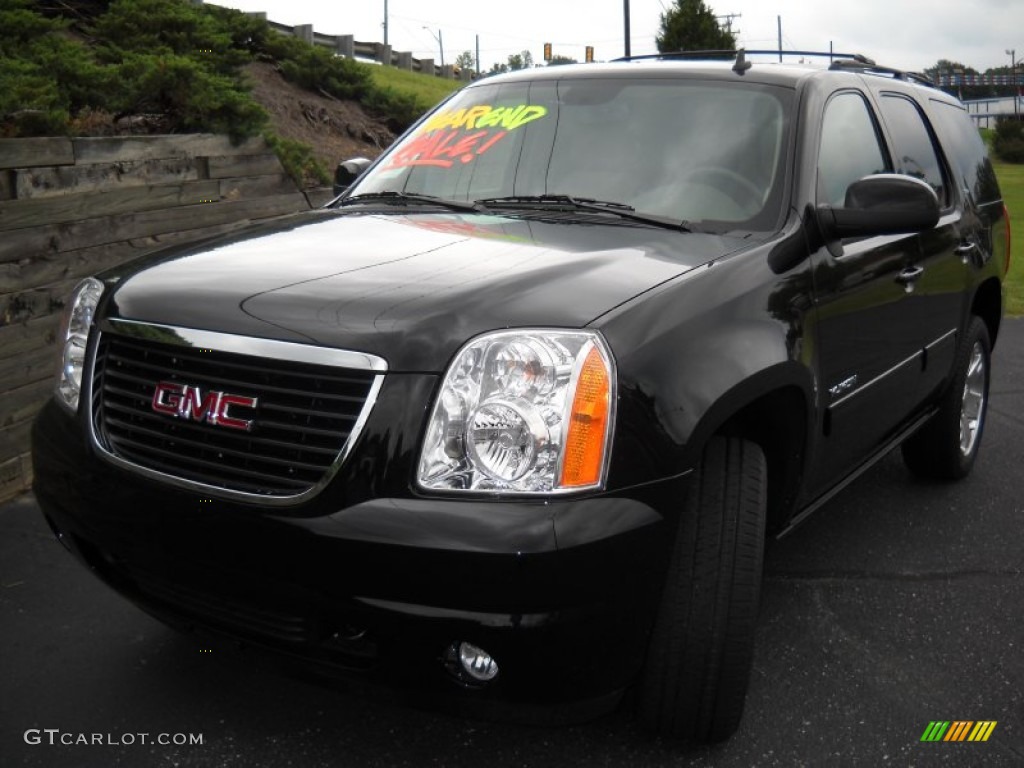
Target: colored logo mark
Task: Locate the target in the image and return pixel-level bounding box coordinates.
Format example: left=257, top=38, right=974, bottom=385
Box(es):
left=920, top=721, right=997, bottom=742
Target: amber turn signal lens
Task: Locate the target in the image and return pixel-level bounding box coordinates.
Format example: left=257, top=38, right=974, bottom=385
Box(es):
left=560, top=344, right=611, bottom=488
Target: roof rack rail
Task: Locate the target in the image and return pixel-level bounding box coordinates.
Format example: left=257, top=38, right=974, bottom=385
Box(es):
left=611, top=49, right=939, bottom=90
left=614, top=49, right=873, bottom=64
left=828, top=59, right=936, bottom=88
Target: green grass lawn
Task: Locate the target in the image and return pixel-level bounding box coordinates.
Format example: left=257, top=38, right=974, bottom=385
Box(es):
left=366, top=64, right=465, bottom=113
left=992, top=162, right=1023, bottom=315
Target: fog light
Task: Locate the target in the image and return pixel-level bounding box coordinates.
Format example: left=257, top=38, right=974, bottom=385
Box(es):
left=445, top=641, right=499, bottom=685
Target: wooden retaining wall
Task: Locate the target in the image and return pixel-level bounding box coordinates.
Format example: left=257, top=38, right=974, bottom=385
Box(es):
left=0, top=134, right=322, bottom=503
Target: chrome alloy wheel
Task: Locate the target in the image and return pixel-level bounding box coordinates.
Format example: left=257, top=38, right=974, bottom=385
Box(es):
left=959, top=341, right=987, bottom=457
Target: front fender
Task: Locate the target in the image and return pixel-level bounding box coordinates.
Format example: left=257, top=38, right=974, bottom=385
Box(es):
left=596, top=234, right=816, bottom=490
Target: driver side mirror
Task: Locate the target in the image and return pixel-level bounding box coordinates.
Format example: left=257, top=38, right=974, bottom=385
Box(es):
left=334, top=157, right=372, bottom=196
left=817, top=173, right=940, bottom=241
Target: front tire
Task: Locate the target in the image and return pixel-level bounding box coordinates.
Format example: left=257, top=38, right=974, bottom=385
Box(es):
left=901, top=317, right=991, bottom=481
left=638, top=436, right=767, bottom=742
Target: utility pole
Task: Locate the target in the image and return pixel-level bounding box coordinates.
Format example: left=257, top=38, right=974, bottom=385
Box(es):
left=1008, top=49, right=1019, bottom=118
left=476, top=34, right=480, bottom=77
left=715, top=13, right=741, bottom=37
left=777, top=16, right=782, bottom=61
left=623, top=0, right=631, bottom=58
left=383, top=0, right=388, bottom=47
left=424, top=27, right=444, bottom=67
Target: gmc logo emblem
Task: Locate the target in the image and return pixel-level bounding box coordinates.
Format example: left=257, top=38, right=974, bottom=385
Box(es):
left=151, top=381, right=258, bottom=432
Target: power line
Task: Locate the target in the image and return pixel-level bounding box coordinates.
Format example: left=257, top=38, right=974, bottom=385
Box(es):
left=715, top=13, right=741, bottom=37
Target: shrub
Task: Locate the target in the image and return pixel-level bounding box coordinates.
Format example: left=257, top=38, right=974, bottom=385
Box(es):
left=0, top=1, right=87, bottom=135
left=277, top=45, right=370, bottom=101
left=92, top=0, right=250, bottom=77
left=993, top=116, right=1024, bottom=164
left=362, top=86, right=424, bottom=132
left=110, top=51, right=266, bottom=138
left=263, top=132, right=330, bottom=187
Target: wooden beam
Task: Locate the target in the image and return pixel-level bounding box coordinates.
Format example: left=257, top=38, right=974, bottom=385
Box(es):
left=0, top=180, right=222, bottom=230
left=0, top=219, right=253, bottom=292
left=14, top=156, right=201, bottom=200
left=0, top=344, right=56, bottom=393
left=0, top=419, right=34, bottom=464
left=0, top=314, right=61, bottom=362
left=0, top=138, right=75, bottom=169
left=0, top=378, right=53, bottom=428
left=219, top=173, right=298, bottom=201
left=0, top=192, right=310, bottom=263
left=0, top=453, right=33, bottom=504
left=73, top=134, right=266, bottom=165
left=207, top=153, right=285, bottom=179
left=0, top=277, right=78, bottom=328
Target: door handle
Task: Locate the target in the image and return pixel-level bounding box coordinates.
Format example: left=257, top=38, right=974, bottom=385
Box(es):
left=895, top=265, right=925, bottom=292
left=950, top=240, right=974, bottom=262
left=956, top=241, right=978, bottom=264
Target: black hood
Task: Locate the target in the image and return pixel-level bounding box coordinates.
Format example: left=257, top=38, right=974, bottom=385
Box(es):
left=106, top=210, right=749, bottom=371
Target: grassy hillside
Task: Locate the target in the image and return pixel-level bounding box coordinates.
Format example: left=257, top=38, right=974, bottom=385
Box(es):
left=0, top=0, right=453, bottom=181
left=367, top=66, right=463, bottom=122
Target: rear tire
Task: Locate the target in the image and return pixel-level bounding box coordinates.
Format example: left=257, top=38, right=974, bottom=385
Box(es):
left=901, top=317, right=990, bottom=481
left=638, top=436, right=767, bottom=742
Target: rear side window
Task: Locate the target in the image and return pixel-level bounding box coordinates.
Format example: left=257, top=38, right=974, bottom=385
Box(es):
left=818, top=92, right=890, bottom=207
left=929, top=98, right=1002, bottom=205
left=878, top=94, right=949, bottom=207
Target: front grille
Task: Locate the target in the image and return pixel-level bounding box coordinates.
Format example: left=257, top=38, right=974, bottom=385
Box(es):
left=90, top=324, right=383, bottom=501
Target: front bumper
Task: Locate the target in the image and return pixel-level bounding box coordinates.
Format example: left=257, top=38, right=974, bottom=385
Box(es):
left=32, top=398, right=685, bottom=720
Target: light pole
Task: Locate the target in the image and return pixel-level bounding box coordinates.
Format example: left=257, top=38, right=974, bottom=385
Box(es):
left=1008, top=49, right=1019, bottom=118
left=623, top=0, right=630, bottom=58
left=424, top=27, right=444, bottom=67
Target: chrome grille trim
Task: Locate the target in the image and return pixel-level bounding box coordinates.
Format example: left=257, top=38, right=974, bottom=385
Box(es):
left=105, top=318, right=388, bottom=371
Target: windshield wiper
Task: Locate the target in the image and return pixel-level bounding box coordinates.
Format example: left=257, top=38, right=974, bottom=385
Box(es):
left=474, top=194, right=691, bottom=232
left=335, top=191, right=482, bottom=213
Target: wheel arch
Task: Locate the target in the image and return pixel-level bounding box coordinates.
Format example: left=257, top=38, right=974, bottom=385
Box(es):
left=684, top=364, right=813, bottom=534
left=971, top=276, right=1002, bottom=348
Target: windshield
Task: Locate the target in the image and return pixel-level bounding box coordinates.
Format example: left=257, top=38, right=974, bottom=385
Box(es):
left=349, top=76, right=793, bottom=231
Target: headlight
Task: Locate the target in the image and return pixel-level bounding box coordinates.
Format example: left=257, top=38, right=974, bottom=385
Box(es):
left=417, top=330, right=615, bottom=494
left=55, top=277, right=104, bottom=412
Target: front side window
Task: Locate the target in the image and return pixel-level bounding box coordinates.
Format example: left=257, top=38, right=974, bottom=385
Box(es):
left=349, top=77, right=793, bottom=231
left=817, top=91, right=891, bottom=207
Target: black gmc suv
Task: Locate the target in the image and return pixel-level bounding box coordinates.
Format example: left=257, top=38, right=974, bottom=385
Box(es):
left=32, top=52, right=1010, bottom=742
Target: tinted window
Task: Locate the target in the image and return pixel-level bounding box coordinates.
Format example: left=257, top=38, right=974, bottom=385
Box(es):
left=818, top=92, right=890, bottom=206
left=879, top=94, right=948, bottom=206
left=352, top=78, right=793, bottom=230
left=929, top=98, right=1001, bottom=204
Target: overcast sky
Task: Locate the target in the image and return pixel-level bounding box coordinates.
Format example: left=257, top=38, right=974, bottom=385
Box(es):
left=210, top=0, right=1024, bottom=75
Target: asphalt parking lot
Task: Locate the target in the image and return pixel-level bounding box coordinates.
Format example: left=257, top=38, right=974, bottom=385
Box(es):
left=2, top=319, right=1021, bottom=768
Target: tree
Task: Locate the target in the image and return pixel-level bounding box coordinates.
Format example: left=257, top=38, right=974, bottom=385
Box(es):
left=656, top=0, right=735, bottom=54
left=506, top=50, right=534, bottom=71
left=454, top=50, right=475, bottom=72
left=547, top=55, right=577, bottom=66
left=486, top=50, right=534, bottom=74
left=923, top=59, right=993, bottom=101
